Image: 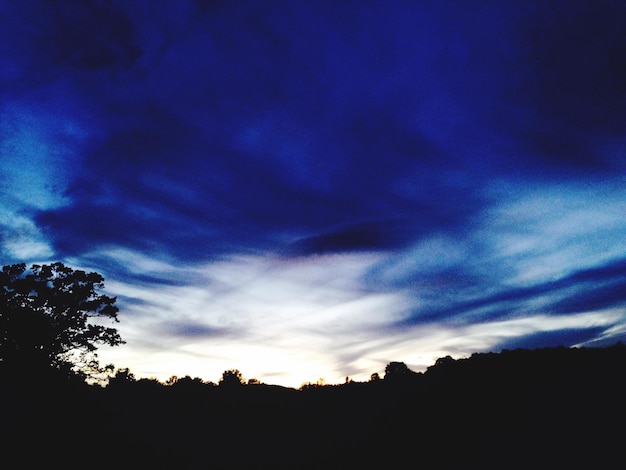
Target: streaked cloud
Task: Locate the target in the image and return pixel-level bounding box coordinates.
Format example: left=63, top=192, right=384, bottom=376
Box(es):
left=1, top=0, right=625, bottom=386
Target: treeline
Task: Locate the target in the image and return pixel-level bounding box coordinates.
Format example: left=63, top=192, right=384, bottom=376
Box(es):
left=2, top=343, right=626, bottom=469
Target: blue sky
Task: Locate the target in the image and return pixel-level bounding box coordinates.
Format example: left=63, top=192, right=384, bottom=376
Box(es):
left=1, top=0, right=626, bottom=386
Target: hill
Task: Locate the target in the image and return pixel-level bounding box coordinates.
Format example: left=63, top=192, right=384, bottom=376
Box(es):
left=1, top=344, right=625, bottom=469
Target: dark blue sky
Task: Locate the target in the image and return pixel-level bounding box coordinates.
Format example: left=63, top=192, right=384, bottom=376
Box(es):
left=1, top=0, right=625, bottom=385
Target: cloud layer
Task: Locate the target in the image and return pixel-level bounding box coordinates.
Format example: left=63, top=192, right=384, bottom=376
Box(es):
left=1, top=0, right=625, bottom=385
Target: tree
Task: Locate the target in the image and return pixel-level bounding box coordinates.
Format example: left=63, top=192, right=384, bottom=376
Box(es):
left=108, top=367, right=136, bottom=387
left=0, top=262, right=124, bottom=379
left=384, top=361, right=416, bottom=381
left=219, top=369, right=244, bottom=387
left=166, top=375, right=211, bottom=388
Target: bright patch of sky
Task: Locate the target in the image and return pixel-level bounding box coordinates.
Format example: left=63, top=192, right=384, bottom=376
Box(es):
left=0, top=102, right=83, bottom=210
left=482, top=179, right=626, bottom=286
left=0, top=102, right=86, bottom=260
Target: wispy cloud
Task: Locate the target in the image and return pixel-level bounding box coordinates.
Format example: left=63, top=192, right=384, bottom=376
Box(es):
left=1, top=0, right=625, bottom=386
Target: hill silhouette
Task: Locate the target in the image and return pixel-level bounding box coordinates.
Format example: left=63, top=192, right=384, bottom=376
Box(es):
left=1, top=343, right=625, bottom=469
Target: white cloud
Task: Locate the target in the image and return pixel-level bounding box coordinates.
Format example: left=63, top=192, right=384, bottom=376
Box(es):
left=94, top=250, right=413, bottom=386
left=0, top=210, right=54, bottom=260
left=482, top=179, right=626, bottom=286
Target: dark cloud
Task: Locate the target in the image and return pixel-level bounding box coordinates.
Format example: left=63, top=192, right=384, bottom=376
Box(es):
left=1, top=1, right=488, bottom=263
left=0, top=0, right=141, bottom=95
left=288, top=220, right=416, bottom=256
left=41, top=1, right=140, bottom=71
left=496, top=327, right=609, bottom=352
left=10, top=0, right=507, bottom=260
left=164, top=321, right=232, bottom=340
left=396, top=257, right=626, bottom=327
left=550, top=279, right=626, bottom=315
left=36, top=200, right=280, bottom=262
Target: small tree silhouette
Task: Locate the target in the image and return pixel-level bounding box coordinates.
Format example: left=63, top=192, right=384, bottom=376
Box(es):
left=219, top=369, right=244, bottom=387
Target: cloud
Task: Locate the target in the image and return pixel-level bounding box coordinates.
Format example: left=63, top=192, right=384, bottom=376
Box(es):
left=0, top=102, right=83, bottom=210
left=0, top=100, right=87, bottom=262
left=495, top=327, right=608, bottom=351
left=549, top=270, right=626, bottom=315
left=0, top=210, right=53, bottom=260
left=2, top=0, right=626, bottom=386
left=361, top=182, right=626, bottom=332
left=5, top=0, right=514, bottom=264
left=457, top=311, right=623, bottom=355
left=89, top=236, right=626, bottom=385
left=90, top=250, right=413, bottom=383
left=158, top=321, right=233, bottom=340
left=288, top=220, right=416, bottom=256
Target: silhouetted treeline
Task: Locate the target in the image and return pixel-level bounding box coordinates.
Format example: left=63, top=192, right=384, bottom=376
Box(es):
left=2, top=344, right=625, bottom=469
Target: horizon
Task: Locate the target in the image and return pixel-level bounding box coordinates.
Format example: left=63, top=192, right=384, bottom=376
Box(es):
left=104, top=340, right=626, bottom=389
left=2, top=1, right=626, bottom=389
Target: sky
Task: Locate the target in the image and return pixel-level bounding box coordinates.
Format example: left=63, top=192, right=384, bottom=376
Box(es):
left=1, top=0, right=626, bottom=387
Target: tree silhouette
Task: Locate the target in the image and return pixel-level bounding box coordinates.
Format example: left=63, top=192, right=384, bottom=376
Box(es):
left=384, top=361, right=419, bottom=382
left=0, top=262, right=123, bottom=379
left=219, top=369, right=245, bottom=387
left=109, top=367, right=136, bottom=386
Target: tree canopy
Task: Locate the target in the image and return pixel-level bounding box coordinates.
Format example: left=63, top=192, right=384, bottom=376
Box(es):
left=219, top=369, right=245, bottom=387
left=0, top=262, right=123, bottom=379
left=384, top=361, right=419, bottom=382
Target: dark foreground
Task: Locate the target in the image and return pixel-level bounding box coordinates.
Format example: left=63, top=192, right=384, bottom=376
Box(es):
left=2, top=344, right=625, bottom=469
